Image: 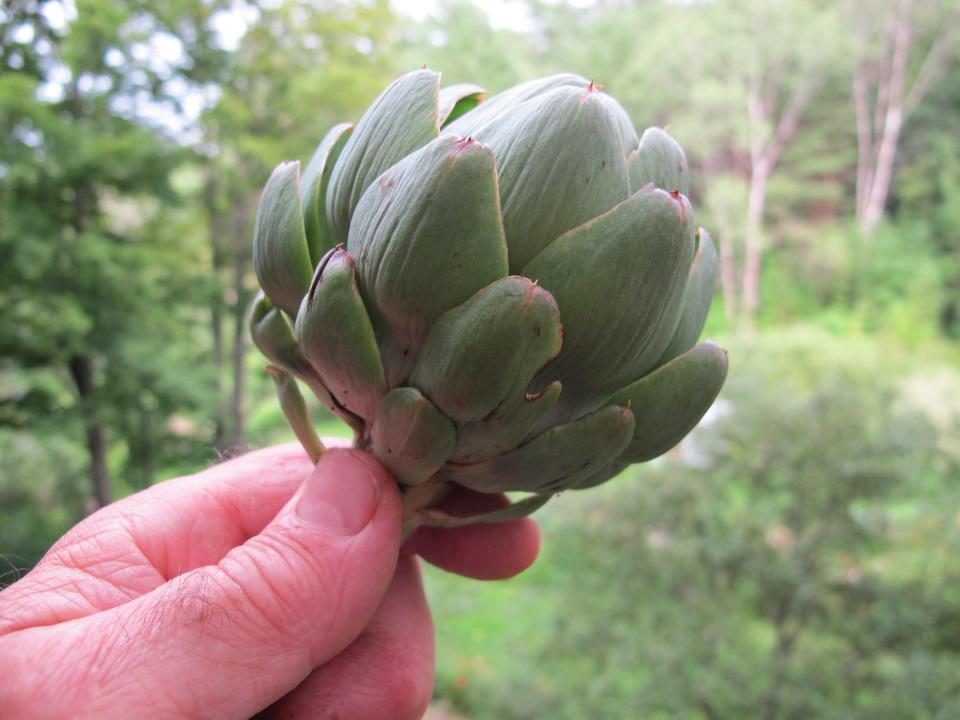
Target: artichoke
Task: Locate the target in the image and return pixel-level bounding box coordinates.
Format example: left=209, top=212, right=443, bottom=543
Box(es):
left=250, top=69, right=728, bottom=535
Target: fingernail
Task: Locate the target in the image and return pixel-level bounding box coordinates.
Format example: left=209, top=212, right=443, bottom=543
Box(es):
left=296, top=450, right=381, bottom=535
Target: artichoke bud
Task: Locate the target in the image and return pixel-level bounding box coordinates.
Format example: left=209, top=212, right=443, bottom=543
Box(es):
left=441, top=404, right=635, bottom=494
left=252, top=161, right=314, bottom=317
left=452, top=381, right=562, bottom=464
left=348, top=135, right=508, bottom=386
left=249, top=70, right=731, bottom=527
left=300, top=122, right=353, bottom=262
left=627, top=126, right=690, bottom=195
left=656, top=228, right=719, bottom=366
left=473, top=84, right=631, bottom=272
left=326, top=69, right=441, bottom=242
left=370, top=387, right=456, bottom=486
left=527, top=186, right=696, bottom=410
left=438, top=83, right=485, bottom=127
left=295, top=247, right=387, bottom=422
left=609, top=341, right=728, bottom=463
left=409, top=276, right=562, bottom=426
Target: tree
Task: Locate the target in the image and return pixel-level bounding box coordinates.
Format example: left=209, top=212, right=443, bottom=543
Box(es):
left=0, top=0, right=215, bottom=505
left=688, top=0, right=842, bottom=328
left=851, top=0, right=960, bottom=237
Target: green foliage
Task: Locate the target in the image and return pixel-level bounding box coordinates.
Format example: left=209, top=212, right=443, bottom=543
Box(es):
left=897, top=84, right=960, bottom=340
left=208, top=0, right=400, bottom=176
left=0, top=0, right=225, bottom=522
left=398, top=0, right=534, bottom=92
left=0, top=429, right=89, bottom=569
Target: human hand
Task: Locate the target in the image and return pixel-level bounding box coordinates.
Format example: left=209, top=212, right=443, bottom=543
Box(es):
left=0, top=443, right=540, bottom=719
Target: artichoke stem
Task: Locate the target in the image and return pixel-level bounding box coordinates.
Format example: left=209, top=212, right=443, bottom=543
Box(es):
left=400, top=477, right=453, bottom=541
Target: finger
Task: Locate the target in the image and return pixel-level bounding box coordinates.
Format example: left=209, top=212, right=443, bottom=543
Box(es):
left=0, top=443, right=315, bottom=633
left=53, top=442, right=316, bottom=574
left=0, top=450, right=403, bottom=720
left=268, top=555, right=434, bottom=720
left=406, top=488, right=541, bottom=580
left=52, top=437, right=354, bottom=575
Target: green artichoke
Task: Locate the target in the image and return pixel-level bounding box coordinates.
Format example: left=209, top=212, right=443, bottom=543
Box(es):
left=250, top=69, right=728, bottom=534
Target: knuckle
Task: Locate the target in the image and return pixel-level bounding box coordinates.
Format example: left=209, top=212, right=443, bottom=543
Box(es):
left=157, top=569, right=233, bottom=636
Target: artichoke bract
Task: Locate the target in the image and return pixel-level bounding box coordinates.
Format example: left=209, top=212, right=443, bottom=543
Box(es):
left=250, top=69, right=728, bottom=535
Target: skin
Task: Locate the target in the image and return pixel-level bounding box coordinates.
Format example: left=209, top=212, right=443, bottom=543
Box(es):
left=0, top=442, right=540, bottom=719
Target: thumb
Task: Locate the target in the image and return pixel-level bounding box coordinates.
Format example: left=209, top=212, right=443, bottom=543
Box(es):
left=7, top=449, right=403, bottom=720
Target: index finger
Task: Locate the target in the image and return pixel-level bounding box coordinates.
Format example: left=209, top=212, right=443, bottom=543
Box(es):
left=55, top=442, right=317, bottom=576
left=0, top=443, right=317, bottom=633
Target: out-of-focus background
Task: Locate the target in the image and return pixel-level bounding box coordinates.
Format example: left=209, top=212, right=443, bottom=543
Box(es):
left=2, top=0, right=960, bottom=716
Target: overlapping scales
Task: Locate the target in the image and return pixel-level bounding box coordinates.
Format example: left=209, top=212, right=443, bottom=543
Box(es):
left=250, top=68, right=728, bottom=531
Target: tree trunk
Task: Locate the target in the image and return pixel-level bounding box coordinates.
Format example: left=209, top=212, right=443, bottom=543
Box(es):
left=739, top=68, right=813, bottom=328
left=206, top=169, right=228, bottom=450
left=230, top=194, right=250, bottom=448
left=861, top=105, right=903, bottom=235
left=62, top=92, right=112, bottom=505
left=860, top=0, right=911, bottom=236
left=852, top=59, right=874, bottom=221
left=853, top=0, right=959, bottom=237
left=68, top=354, right=111, bottom=508
left=741, top=163, right=769, bottom=329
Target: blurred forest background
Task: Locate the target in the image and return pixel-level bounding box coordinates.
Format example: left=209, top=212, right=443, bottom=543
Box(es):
left=2, top=0, right=960, bottom=717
